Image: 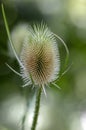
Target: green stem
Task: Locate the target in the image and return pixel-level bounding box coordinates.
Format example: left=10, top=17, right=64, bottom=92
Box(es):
left=31, top=87, right=42, bottom=130
left=21, top=106, right=28, bottom=130
left=21, top=87, right=32, bottom=130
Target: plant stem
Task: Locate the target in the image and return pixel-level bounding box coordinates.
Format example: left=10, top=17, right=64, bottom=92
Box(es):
left=31, top=87, right=42, bottom=130
left=21, top=87, right=32, bottom=130
left=22, top=107, right=28, bottom=130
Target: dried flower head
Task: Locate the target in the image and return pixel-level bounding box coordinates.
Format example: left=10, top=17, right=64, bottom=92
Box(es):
left=20, top=24, right=60, bottom=87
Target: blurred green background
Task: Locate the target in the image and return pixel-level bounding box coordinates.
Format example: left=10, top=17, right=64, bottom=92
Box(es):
left=0, top=0, right=86, bottom=130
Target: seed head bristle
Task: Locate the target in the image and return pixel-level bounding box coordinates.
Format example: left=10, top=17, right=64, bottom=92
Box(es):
left=20, top=23, right=60, bottom=86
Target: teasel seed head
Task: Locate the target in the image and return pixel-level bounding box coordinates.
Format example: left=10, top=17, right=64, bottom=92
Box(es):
left=20, top=24, right=60, bottom=86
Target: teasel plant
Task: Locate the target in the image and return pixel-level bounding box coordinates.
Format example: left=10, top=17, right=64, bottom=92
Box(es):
left=1, top=3, right=69, bottom=130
